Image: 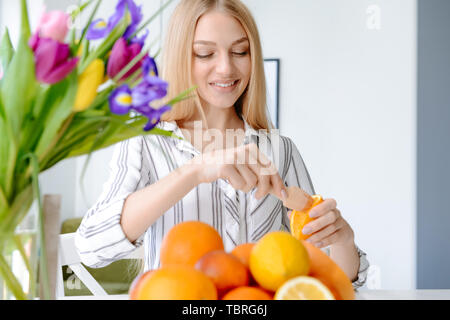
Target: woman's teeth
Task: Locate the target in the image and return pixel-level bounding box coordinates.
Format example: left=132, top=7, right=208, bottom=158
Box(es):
left=212, top=80, right=237, bottom=88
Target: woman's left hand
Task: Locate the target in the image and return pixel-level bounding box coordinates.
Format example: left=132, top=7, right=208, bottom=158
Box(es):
left=287, top=198, right=355, bottom=249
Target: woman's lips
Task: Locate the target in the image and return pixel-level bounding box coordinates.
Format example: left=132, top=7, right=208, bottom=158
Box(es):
left=209, top=80, right=240, bottom=93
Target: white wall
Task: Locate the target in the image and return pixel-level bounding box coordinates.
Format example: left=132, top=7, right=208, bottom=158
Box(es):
left=1, top=0, right=418, bottom=290
left=242, top=0, right=417, bottom=290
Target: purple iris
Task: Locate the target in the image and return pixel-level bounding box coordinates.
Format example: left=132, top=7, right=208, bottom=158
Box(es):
left=109, top=76, right=170, bottom=131
left=131, top=76, right=168, bottom=106
left=108, top=84, right=133, bottom=115
left=142, top=56, right=158, bottom=78
left=28, top=33, right=79, bottom=84
left=86, top=0, right=143, bottom=40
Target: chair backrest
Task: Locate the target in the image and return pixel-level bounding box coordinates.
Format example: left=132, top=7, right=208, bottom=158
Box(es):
left=56, top=233, right=144, bottom=299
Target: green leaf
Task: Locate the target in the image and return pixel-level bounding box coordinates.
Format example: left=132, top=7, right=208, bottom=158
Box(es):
left=73, top=0, right=102, bottom=54
left=80, top=10, right=129, bottom=73
left=166, top=86, right=198, bottom=106
left=0, top=24, right=38, bottom=137
left=35, top=72, right=78, bottom=159
left=20, top=0, right=31, bottom=41
left=0, top=28, right=14, bottom=73
left=0, top=91, right=18, bottom=200
left=22, top=152, right=51, bottom=300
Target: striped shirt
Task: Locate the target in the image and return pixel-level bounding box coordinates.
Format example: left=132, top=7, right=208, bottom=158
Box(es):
left=75, top=119, right=370, bottom=289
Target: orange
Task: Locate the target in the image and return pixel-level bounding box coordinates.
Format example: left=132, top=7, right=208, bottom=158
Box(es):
left=230, top=243, right=255, bottom=268
left=222, top=286, right=273, bottom=300
left=195, top=250, right=249, bottom=296
left=231, top=243, right=258, bottom=286
left=129, top=270, right=154, bottom=300
left=274, top=276, right=335, bottom=300
left=290, top=195, right=324, bottom=240
left=249, top=231, right=310, bottom=292
left=302, top=240, right=355, bottom=300
left=160, top=221, right=224, bottom=267
left=131, top=265, right=218, bottom=300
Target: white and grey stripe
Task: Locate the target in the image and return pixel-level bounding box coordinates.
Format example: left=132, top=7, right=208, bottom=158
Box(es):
left=74, top=120, right=369, bottom=289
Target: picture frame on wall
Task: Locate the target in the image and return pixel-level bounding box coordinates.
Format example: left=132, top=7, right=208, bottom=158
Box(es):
left=264, top=58, right=280, bottom=129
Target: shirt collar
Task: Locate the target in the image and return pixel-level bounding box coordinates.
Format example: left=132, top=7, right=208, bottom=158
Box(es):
left=156, top=119, right=260, bottom=156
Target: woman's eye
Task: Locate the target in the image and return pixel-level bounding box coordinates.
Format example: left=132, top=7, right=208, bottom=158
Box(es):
left=233, top=51, right=248, bottom=56
left=195, top=53, right=213, bottom=59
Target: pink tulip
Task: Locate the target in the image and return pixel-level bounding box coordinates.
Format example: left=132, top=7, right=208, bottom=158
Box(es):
left=107, top=37, right=146, bottom=81
left=37, top=11, right=70, bottom=42
left=29, top=33, right=79, bottom=84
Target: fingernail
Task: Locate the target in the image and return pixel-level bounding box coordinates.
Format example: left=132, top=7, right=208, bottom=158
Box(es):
left=281, top=189, right=287, bottom=200
left=302, top=227, right=312, bottom=235
left=309, top=210, right=318, bottom=218
left=315, top=242, right=323, bottom=248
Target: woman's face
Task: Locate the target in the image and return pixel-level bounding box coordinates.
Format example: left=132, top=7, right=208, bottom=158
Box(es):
left=192, top=10, right=251, bottom=111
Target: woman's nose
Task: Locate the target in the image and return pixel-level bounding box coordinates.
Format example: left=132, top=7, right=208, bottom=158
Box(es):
left=215, top=53, right=233, bottom=75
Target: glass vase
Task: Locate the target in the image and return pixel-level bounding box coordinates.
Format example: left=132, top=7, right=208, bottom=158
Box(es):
left=0, top=200, right=40, bottom=300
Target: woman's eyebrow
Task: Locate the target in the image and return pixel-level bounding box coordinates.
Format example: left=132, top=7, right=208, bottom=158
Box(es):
left=193, top=37, right=249, bottom=46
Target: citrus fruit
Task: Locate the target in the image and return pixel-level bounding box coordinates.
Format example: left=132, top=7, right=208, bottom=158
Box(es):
left=131, top=265, right=217, bottom=300
left=195, top=250, right=249, bottom=295
left=302, top=240, right=355, bottom=300
left=249, top=231, right=310, bottom=292
left=129, top=270, right=154, bottom=300
left=222, top=286, right=273, bottom=300
left=290, top=195, right=324, bottom=240
left=230, top=243, right=255, bottom=267
left=274, top=276, right=335, bottom=300
left=160, top=221, right=224, bottom=267
left=231, top=243, right=258, bottom=285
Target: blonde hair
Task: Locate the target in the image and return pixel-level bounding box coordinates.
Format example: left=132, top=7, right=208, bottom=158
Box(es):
left=160, top=0, right=274, bottom=130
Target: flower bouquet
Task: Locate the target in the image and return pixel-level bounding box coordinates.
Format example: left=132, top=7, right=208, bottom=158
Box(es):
left=0, top=0, right=190, bottom=300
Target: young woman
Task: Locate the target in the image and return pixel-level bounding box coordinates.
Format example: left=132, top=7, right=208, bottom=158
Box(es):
left=75, top=0, right=369, bottom=289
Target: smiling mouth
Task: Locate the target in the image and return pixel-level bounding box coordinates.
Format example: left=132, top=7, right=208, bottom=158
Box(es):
left=210, top=80, right=239, bottom=88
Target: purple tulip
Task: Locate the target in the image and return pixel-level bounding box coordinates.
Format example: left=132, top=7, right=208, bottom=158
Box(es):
left=29, top=33, right=79, bottom=84
left=107, top=37, right=146, bottom=80
left=86, top=0, right=143, bottom=40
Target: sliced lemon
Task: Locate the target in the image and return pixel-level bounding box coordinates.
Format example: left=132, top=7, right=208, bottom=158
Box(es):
left=274, top=276, right=335, bottom=300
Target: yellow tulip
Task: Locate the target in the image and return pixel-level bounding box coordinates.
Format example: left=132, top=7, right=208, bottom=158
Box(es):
left=74, top=59, right=105, bottom=112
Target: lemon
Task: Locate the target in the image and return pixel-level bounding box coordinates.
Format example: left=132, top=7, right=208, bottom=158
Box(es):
left=275, top=276, right=335, bottom=300
left=249, top=231, right=310, bottom=292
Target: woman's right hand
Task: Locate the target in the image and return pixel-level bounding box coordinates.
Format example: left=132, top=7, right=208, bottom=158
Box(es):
left=186, top=143, right=287, bottom=201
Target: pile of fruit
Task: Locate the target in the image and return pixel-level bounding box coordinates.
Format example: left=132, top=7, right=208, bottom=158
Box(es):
left=129, top=220, right=355, bottom=300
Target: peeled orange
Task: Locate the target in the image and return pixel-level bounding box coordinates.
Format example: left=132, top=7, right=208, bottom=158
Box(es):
left=290, top=195, right=324, bottom=240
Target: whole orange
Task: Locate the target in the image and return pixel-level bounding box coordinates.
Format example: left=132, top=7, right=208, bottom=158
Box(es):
left=222, top=286, right=273, bottom=300
left=129, top=270, right=154, bottom=300
left=195, top=250, right=249, bottom=296
left=132, top=265, right=218, bottom=300
left=231, top=243, right=255, bottom=267
left=231, top=243, right=257, bottom=286
left=302, top=241, right=355, bottom=300
left=160, top=221, right=224, bottom=267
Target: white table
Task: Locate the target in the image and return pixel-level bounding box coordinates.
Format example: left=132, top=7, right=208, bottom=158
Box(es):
left=356, top=290, right=450, bottom=300
left=57, top=290, right=450, bottom=300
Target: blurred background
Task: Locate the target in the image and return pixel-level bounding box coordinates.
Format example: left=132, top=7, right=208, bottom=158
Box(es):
left=0, top=0, right=448, bottom=291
